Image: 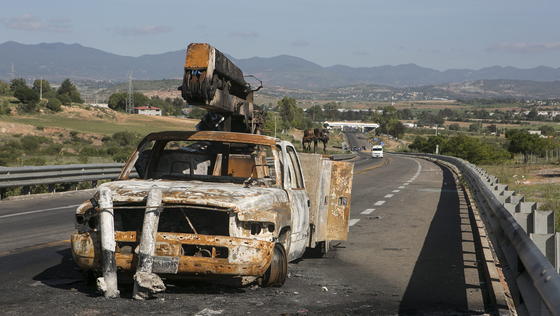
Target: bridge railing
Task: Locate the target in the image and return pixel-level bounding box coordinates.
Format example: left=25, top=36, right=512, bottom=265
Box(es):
left=403, top=152, right=560, bottom=316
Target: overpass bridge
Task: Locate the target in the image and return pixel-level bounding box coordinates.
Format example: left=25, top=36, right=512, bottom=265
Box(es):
left=324, top=121, right=380, bottom=132
left=0, top=135, right=559, bottom=315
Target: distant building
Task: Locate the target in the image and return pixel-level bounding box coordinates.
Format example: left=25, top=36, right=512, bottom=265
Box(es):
left=528, top=130, right=542, bottom=136
left=134, top=106, right=162, bottom=116
left=89, top=103, right=109, bottom=109
left=403, top=122, right=417, bottom=128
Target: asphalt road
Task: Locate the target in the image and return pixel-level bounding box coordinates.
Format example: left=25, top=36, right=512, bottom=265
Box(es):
left=0, top=152, right=490, bottom=315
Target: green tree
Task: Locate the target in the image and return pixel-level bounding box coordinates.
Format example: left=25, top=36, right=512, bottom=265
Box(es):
left=32, top=79, right=52, bottom=95
left=506, top=129, right=543, bottom=163
left=307, top=104, right=324, bottom=121
left=540, top=125, right=556, bottom=136
left=108, top=92, right=150, bottom=112
left=417, top=111, right=444, bottom=126
left=57, top=79, right=83, bottom=104
left=448, top=123, right=460, bottom=131
left=277, top=97, right=297, bottom=127
left=10, top=78, right=27, bottom=92
left=527, top=108, right=538, bottom=120
left=0, top=80, right=10, bottom=96
left=379, top=118, right=405, bottom=138
left=323, top=103, right=339, bottom=120
left=14, top=85, right=39, bottom=113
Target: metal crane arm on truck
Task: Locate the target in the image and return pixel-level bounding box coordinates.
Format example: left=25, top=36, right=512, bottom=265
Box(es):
left=178, top=43, right=263, bottom=134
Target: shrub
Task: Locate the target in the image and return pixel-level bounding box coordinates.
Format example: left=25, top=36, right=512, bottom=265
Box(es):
left=46, top=98, right=62, bottom=112
left=20, top=135, right=50, bottom=152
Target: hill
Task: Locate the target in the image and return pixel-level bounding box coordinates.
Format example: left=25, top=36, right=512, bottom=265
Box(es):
left=3, top=41, right=560, bottom=89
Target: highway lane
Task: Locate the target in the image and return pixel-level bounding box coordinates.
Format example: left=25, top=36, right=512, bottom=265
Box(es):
left=0, top=190, right=94, bottom=254
left=0, top=154, right=490, bottom=315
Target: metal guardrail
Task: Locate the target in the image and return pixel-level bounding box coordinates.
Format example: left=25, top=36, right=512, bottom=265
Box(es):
left=0, top=163, right=129, bottom=191
left=330, top=153, right=357, bottom=161
left=402, top=152, right=560, bottom=316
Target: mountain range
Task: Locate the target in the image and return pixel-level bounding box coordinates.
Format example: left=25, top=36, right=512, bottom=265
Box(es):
left=2, top=41, right=560, bottom=90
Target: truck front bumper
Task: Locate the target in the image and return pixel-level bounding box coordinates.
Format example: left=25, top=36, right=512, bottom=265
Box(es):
left=71, top=231, right=274, bottom=277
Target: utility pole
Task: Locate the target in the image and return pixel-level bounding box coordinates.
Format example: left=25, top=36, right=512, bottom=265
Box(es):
left=126, top=72, right=134, bottom=114
left=9, top=63, right=15, bottom=80
left=39, top=77, right=43, bottom=100
left=274, top=114, right=277, bottom=138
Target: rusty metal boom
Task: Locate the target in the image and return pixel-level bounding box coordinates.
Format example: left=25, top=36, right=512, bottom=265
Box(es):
left=179, top=43, right=262, bottom=133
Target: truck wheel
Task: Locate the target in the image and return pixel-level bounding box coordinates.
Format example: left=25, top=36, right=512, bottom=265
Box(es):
left=261, top=243, right=287, bottom=287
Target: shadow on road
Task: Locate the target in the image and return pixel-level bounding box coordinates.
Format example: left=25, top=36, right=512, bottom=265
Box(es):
left=398, top=165, right=471, bottom=315
left=33, top=248, right=100, bottom=296
left=32, top=248, right=248, bottom=298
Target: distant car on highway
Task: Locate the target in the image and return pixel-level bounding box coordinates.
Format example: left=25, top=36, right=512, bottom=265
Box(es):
left=371, top=145, right=383, bottom=158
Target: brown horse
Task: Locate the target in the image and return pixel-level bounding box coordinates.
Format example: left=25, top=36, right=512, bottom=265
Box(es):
left=302, top=129, right=315, bottom=152
left=313, top=128, right=330, bottom=153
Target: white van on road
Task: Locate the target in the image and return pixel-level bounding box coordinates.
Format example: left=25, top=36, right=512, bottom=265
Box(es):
left=371, top=145, right=383, bottom=158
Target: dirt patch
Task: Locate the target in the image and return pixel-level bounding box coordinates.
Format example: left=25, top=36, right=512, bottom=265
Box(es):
left=522, top=167, right=560, bottom=184
left=0, top=121, right=38, bottom=136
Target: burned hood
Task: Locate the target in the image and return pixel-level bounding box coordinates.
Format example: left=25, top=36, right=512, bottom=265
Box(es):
left=97, top=179, right=288, bottom=212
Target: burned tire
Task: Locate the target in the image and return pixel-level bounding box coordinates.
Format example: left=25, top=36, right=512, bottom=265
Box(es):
left=261, top=243, right=287, bottom=287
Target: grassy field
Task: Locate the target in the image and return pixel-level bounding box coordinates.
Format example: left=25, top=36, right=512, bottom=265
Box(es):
left=0, top=107, right=197, bottom=136
left=0, top=105, right=199, bottom=166
left=481, top=163, right=560, bottom=231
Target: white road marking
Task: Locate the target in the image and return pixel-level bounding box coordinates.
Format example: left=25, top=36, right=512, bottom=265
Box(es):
left=0, top=204, right=81, bottom=219
left=403, top=183, right=409, bottom=186
left=384, top=194, right=394, bottom=198
left=361, top=208, right=375, bottom=215
left=398, top=186, right=405, bottom=189
left=392, top=190, right=400, bottom=193
left=374, top=200, right=386, bottom=206
left=349, top=218, right=360, bottom=226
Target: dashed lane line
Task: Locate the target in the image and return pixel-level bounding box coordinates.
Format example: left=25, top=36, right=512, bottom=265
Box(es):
left=392, top=190, right=400, bottom=193
left=361, top=208, right=375, bottom=215
left=398, top=186, right=405, bottom=189
left=384, top=194, right=394, bottom=198
left=374, top=200, right=386, bottom=206
left=0, top=204, right=81, bottom=219
left=349, top=219, right=361, bottom=226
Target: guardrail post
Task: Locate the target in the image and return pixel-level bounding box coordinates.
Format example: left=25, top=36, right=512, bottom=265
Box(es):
left=22, top=185, right=31, bottom=195
left=556, top=233, right=560, bottom=274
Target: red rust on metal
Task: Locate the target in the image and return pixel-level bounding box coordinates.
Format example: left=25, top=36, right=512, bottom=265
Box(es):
left=141, top=131, right=278, bottom=146
left=326, top=161, right=354, bottom=241
left=185, top=43, right=211, bottom=69
left=72, top=231, right=274, bottom=276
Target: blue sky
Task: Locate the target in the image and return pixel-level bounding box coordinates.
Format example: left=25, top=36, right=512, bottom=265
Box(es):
left=1, top=0, right=559, bottom=69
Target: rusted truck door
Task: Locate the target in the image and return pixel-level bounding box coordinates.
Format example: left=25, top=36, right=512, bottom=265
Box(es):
left=326, top=161, right=353, bottom=241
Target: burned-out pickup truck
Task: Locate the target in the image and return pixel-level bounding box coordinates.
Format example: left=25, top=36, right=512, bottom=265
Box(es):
left=71, top=130, right=353, bottom=299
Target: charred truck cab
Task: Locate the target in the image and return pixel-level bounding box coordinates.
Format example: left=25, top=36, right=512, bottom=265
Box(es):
left=71, top=131, right=353, bottom=298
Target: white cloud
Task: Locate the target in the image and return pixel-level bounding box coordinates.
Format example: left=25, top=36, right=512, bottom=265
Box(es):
left=111, top=25, right=172, bottom=36
left=488, top=42, right=560, bottom=53
left=1, top=14, right=71, bottom=32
